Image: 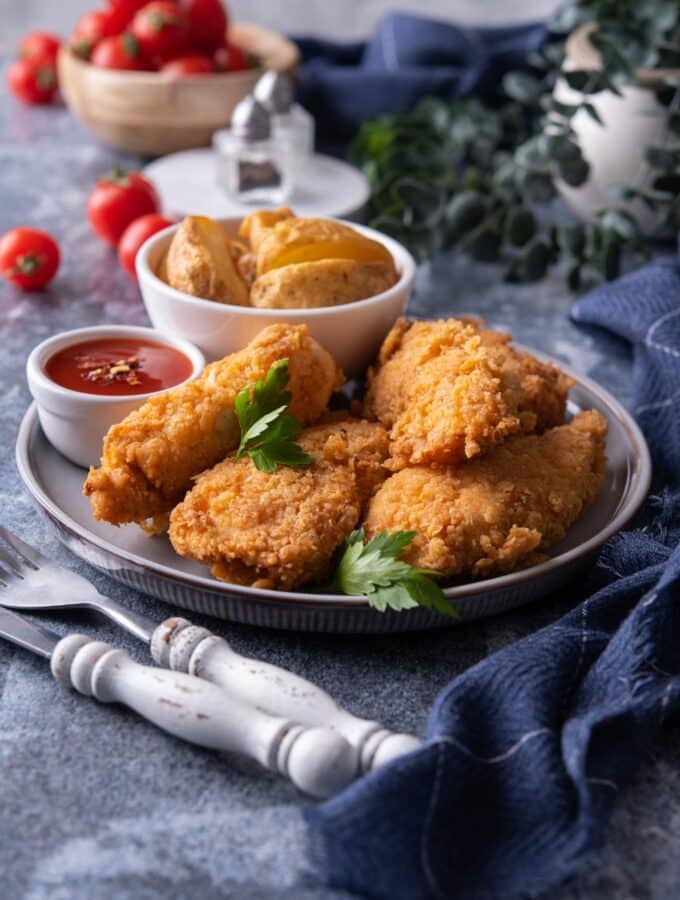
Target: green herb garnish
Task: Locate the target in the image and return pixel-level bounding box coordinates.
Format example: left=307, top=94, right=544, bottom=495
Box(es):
left=234, top=359, right=313, bottom=473
left=331, top=529, right=456, bottom=618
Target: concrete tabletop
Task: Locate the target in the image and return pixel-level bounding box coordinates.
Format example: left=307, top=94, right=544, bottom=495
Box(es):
left=1, top=12, right=679, bottom=900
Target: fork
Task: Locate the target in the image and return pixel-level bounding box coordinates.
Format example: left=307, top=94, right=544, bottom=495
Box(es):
left=0, top=525, right=420, bottom=772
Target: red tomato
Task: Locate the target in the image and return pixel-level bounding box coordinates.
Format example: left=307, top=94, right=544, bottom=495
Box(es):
left=118, top=214, right=174, bottom=279
left=107, top=0, right=150, bottom=25
left=71, top=8, right=127, bottom=59
left=131, top=2, right=189, bottom=61
left=214, top=42, right=249, bottom=73
left=0, top=228, right=60, bottom=290
left=161, top=54, right=214, bottom=76
left=19, top=32, right=61, bottom=64
left=91, top=34, right=152, bottom=71
left=7, top=58, right=58, bottom=105
left=180, top=0, right=227, bottom=53
left=88, top=169, right=161, bottom=247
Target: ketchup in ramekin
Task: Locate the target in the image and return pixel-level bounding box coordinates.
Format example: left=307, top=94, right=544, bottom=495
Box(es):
left=44, top=337, right=194, bottom=396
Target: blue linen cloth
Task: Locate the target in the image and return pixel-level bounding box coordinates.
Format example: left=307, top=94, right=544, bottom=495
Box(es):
left=295, top=14, right=547, bottom=146
left=305, top=258, right=680, bottom=900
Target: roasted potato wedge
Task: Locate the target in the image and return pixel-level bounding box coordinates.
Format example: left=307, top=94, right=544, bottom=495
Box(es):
left=239, top=207, right=295, bottom=253
left=164, top=216, right=250, bottom=306
left=250, top=258, right=399, bottom=309
left=256, top=217, right=396, bottom=277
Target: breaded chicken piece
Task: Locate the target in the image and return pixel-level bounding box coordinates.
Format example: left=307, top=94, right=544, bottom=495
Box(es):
left=84, top=325, right=343, bottom=531
left=169, top=420, right=389, bottom=589
left=364, top=410, right=607, bottom=579
left=364, top=318, right=572, bottom=469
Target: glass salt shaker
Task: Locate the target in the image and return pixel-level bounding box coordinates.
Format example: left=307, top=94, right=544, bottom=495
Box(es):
left=254, top=71, right=315, bottom=171
left=213, top=96, right=293, bottom=204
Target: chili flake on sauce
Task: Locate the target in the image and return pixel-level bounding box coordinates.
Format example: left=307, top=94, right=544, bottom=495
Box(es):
left=45, top=337, right=193, bottom=396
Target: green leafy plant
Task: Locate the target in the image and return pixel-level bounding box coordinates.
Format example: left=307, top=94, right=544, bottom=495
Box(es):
left=350, top=0, right=680, bottom=288
left=234, top=359, right=313, bottom=473
left=330, top=529, right=455, bottom=617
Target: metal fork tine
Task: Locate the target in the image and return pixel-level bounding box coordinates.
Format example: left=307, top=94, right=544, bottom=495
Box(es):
left=0, top=545, right=23, bottom=578
left=0, top=526, right=42, bottom=570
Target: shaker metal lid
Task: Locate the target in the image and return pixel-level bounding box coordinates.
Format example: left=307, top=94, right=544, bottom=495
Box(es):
left=231, top=96, right=271, bottom=140
left=254, top=70, right=294, bottom=114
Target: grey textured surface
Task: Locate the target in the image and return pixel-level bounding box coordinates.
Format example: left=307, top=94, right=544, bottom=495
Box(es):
left=1, top=7, right=679, bottom=899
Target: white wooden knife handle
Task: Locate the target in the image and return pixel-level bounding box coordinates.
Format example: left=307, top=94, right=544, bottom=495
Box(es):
left=51, top=634, right=357, bottom=799
left=151, top=618, right=421, bottom=772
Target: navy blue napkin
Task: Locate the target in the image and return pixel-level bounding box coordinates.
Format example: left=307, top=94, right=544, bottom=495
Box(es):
left=305, top=258, right=680, bottom=900
left=295, top=13, right=547, bottom=147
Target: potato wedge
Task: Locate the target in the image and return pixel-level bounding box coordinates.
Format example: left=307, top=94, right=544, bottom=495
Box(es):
left=256, top=217, right=396, bottom=277
left=250, top=258, right=399, bottom=309
left=239, top=207, right=294, bottom=252
left=164, top=216, right=250, bottom=306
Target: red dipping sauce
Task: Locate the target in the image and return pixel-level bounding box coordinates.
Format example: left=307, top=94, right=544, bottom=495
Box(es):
left=44, top=337, right=194, bottom=396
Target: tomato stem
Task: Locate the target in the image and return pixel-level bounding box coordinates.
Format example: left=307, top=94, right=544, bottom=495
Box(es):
left=11, top=253, right=44, bottom=275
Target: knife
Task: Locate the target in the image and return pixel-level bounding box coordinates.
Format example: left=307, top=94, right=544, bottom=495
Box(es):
left=0, top=607, right=357, bottom=798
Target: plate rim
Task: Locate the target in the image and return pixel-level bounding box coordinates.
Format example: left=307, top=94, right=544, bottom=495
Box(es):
left=15, top=357, right=652, bottom=612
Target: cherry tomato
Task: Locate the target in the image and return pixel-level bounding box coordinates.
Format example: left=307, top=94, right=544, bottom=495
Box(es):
left=91, top=34, right=152, bottom=71
left=180, top=0, right=227, bottom=53
left=214, top=42, right=249, bottom=73
left=107, top=0, right=150, bottom=26
left=0, top=228, right=60, bottom=290
left=7, top=58, right=58, bottom=105
left=19, top=32, right=61, bottom=65
left=71, top=8, right=127, bottom=60
left=131, top=2, right=189, bottom=61
left=118, top=214, right=174, bottom=279
left=88, top=168, right=161, bottom=247
left=161, top=54, right=214, bottom=76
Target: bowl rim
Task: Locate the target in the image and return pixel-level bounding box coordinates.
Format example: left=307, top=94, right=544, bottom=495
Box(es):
left=136, top=217, right=417, bottom=318
left=26, top=325, right=206, bottom=405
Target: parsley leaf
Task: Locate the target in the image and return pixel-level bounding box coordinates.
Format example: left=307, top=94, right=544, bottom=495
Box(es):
left=331, top=529, right=457, bottom=618
left=234, top=359, right=313, bottom=473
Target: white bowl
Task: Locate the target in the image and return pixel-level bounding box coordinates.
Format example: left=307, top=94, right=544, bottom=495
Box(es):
left=136, top=218, right=416, bottom=377
left=26, top=325, right=205, bottom=469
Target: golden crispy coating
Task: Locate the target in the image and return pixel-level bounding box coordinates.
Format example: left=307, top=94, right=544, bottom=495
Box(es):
left=164, top=216, right=250, bottom=306
left=364, top=411, right=607, bottom=579
left=364, top=318, right=572, bottom=469
left=250, top=258, right=398, bottom=309
left=169, top=420, right=389, bottom=589
left=84, top=325, right=343, bottom=529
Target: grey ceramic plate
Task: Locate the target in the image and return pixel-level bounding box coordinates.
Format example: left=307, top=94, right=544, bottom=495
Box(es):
left=16, top=364, right=651, bottom=633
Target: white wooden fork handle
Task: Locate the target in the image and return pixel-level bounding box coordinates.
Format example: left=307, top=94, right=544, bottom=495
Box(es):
left=151, top=618, right=421, bottom=772
left=52, top=634, right=357, bottom=799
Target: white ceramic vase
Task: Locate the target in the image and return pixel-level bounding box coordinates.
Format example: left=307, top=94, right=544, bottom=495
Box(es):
left=553, top=25, right=674, bottom=235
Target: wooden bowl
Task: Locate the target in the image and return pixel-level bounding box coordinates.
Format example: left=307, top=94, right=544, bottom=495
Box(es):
left=57, top=23, right=299, bottom=157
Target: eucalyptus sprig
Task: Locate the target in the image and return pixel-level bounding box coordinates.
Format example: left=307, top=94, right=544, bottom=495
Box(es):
left=349, top=0, right=680, bottom=289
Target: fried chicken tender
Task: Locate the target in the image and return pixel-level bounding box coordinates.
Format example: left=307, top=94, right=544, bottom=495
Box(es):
left=169, top=420, right=389, bottom=589
left=83, top=325, right=343, bottom=530
left=364, top=318, right=572, bottom=469
left=364, top=410, right=607, bottom=579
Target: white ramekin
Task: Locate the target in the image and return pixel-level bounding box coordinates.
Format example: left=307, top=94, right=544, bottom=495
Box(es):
left=136, top=217, right=416, bottom=378
left=26, top=325, right=205, bottom=469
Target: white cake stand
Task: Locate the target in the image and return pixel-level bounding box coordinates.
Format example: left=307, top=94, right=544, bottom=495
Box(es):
left=143, top=149, right=371, bottom=221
